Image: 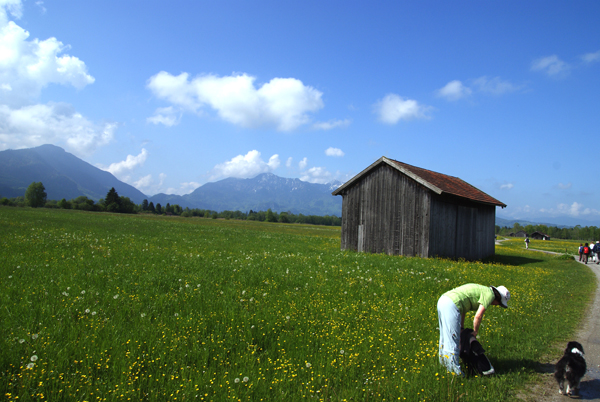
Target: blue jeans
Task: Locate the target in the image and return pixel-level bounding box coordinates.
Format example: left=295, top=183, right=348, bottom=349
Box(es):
left=437, top=295, right=464, bottom=375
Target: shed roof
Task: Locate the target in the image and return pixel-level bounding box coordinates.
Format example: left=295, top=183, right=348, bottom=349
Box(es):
left=332, top=157, right=506, bottom=208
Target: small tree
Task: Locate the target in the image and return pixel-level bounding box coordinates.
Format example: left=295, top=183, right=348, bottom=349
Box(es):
left=141, top=199, right=149, bottom=211
left=58, top=198, right=71, bottom=209
left=25, top=182, right=47, bottom=208
left=156, top=203, right=162, bottom=214
left=105, top=187, right=121, bottom=211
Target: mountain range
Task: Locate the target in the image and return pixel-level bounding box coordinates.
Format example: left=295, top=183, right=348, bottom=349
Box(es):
left=1, top=144, right=598, bottom=226
left=0, top=144, right=343, bottom=216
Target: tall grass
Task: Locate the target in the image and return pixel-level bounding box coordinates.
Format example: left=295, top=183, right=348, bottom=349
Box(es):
left=0, top=208, right=595, bottom=401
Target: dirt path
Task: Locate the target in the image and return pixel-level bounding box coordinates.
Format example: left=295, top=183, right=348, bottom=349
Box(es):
left=522, top=250, right=600, bottom=401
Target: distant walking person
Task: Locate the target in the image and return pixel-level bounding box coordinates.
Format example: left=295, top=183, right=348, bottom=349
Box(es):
left=594, top=241, right=600, bottom=264
left=579, top=244, right=584, bottom=261
left=525, top=236, right=530, bottom=249
left=583, top=243, right=590, bottom=264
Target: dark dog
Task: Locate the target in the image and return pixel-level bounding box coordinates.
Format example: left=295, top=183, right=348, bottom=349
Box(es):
left=554, top=341, right=586, bottom=396
left=460, top=328, right=495, bottom=376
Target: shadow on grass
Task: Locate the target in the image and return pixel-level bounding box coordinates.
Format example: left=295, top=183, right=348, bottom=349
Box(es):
left=484, top=255, right=545, bottom=266
left=489, top=358, right=552, bottom=375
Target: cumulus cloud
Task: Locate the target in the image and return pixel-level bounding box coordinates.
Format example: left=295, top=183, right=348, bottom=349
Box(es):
left=286, top=157, right=293, bottom=168
left=374, top=94, right=431, bottom=124
left=147, top=72, right=324, bottom=131
left=298, top=157, right=308, bottom=170
left=312, top=119, right=351, bottom=130
left=499, top=182, right=514, bottom=190
left=0, top=1, right=110, bottom=156
left=325, top=147, right=344, bottom=157
left=531, top=55, right=570, bottom=76
left=102, top=148, right=148, bottom=177
left=165, top=181, right=200, bottom=196
left=210, top=150, right=280, bottom=180
left=581, top=50, right=600, bottom=64
left=540, top=202, right=600, bottom=218
left=147, top=106, right=180, bottom=127
left=300, top=166, right=334, bottom=184
left=0, top=103, right=115, bottom=155
left=133, top=173, right=167, bottom=195
left=0, top=10, right=94, bottom=107
left=557, top=182, right=572, bottom=190
left=472, top=76, right=521, bottom=95
left=436, top=80, right=472, bottom=101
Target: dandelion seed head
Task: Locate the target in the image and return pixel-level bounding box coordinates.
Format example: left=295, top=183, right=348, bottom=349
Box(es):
left=234, top=378, right=240, bottom=383
left=30, top=355, right=38, bottom=362
left=243, top=376, right=249, bottom=382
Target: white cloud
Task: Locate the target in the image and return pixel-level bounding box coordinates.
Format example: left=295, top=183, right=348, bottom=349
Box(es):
left=166, top=181, right=200, bottom=195
left=325, top=147, right=344, bottom=157
left=581, top=50, right=600, bottom=64
left=0, top=0, right=22, bottom=24
left=500, top=183, right=514, bottom=190
left=540, top=202, right=600, bottom=218
left=286, top=157, right=293, bottom=168
left=210, top=150, right=280, bottom=180
left=300, top=166, right=333, bottom=184
left=0, top=103, right=115, bottom=155
left=0, top=2, right=110, bottom=156
left=436, top=80, right=472, bottom=101
left=102, top=148, right=148, bottom=177
left=298, top=157, right=308, bottom=170
left=312, top=119, right=351, bottom=130
left=0, top=11, right=94, bottom=107
left=147, top=72, right=324, bottom=131
left=472, top=76, right=520, bottom=95
left=133, top=174, right=153, bottom=190
left=557, top=182, right=572, bottom=190
left=374, top=94, right=431, bottom=124
left=531, top=55, right=570, bottom=76
left=147, top=106, right=180, bottom=127
left=133, top=173, right=167, bottom=195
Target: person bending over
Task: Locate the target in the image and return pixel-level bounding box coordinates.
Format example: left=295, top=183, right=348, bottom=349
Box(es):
left=437, top=284, right=510, bottom=375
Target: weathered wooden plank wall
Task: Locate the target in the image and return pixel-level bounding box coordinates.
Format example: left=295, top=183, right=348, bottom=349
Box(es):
left=338, top=164, right=431, bottom=257
left=429, top=197, right=496, bottom=260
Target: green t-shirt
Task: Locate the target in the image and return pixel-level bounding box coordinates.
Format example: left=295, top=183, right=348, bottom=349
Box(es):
left=443, top=284, right=494, bottom=315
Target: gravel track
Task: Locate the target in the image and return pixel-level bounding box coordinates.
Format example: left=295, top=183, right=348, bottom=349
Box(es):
left=521, top=250, right=600, bottom=401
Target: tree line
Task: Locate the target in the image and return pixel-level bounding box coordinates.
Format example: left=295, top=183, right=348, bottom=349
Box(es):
left=0, top=182, right=341, bottom=226
left=496, top=222, right=600, bottom=242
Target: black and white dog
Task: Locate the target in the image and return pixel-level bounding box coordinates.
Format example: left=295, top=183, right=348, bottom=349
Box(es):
left=460, top=328, right=495, bottom=376
left=554, top=341, right=586, bottom=396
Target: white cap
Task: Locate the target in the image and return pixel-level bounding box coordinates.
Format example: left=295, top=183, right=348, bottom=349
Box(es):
left=492, top=286, right=510, bottom=308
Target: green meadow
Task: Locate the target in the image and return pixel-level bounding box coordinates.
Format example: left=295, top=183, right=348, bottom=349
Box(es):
left=0, top=208, right=595, bottom=401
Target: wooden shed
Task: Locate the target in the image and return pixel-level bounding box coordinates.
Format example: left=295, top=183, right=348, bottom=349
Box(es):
left=530, top=231, right=550, bottom=240
left=332, top=157, right=506, bottom=260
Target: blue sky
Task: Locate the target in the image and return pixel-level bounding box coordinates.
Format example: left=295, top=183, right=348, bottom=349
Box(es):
left=1, top=0, right=599, bottom=225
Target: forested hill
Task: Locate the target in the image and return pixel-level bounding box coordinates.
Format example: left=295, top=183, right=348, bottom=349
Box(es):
left=0, top=145, right=146, bottom=203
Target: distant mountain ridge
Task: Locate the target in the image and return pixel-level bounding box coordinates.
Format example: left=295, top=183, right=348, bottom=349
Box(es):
left=0, top=144, right=343, bottom=216
left=0, top=144, right=147, bottom=203
left=149, top=173, right=343, bottom=216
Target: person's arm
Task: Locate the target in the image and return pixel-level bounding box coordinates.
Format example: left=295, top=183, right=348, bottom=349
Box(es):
left=472, top=304, right=486, bottom=336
